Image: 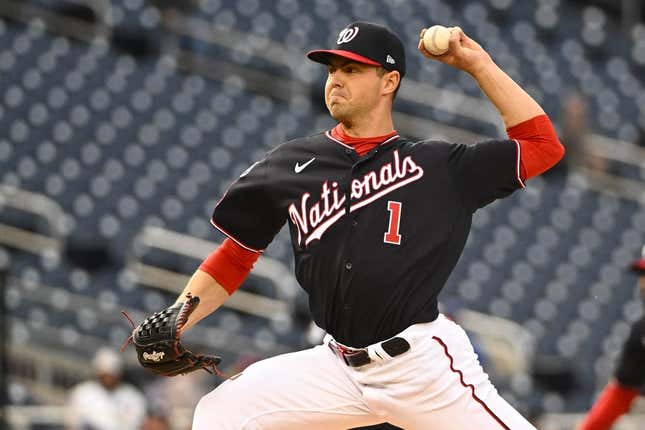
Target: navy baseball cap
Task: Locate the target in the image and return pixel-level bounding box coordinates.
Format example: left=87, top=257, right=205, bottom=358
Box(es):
left=307, top=21, right=406, bottom=77
left=631, top=245, right=645, bottom=273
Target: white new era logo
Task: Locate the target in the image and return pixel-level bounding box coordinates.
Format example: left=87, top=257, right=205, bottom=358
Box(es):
left=386, top=55, right=395, bottom=64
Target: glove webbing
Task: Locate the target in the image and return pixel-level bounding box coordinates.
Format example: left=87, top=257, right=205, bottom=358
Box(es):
left=119, top=294, right=226, bottom=378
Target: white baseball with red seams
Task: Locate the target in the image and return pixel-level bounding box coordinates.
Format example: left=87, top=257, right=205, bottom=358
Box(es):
left=423, top=25, right=452, bottom=55
left=191, top=314, right=536, bottom=429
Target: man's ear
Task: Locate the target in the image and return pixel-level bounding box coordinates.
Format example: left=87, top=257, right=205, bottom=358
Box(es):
left=382, top=70, right=401, bottom=96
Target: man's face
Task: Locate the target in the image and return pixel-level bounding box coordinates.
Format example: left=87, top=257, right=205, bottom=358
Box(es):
left=98, top=372, right=120, bottom=390
left=639, top=275, right=645, bottom=299
left=324, top=57, right=384, bottom=123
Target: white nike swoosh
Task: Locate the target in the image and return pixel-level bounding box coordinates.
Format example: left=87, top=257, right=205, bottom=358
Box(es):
left=294, top=157, right=316, bottom=173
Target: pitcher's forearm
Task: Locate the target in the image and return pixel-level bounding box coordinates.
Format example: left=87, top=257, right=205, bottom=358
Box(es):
left=175, top=239, right=260, bottom=331
left=471, top=58, right=545, bottom=129
left=175, top=269, right=230, bottom=331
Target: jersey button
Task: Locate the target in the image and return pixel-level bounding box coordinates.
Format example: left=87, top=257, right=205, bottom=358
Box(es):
left=351, top=219, right=358, bottom=227
left=345, top=262, right=352, bottom=270
left=345, top=148, right=353, bottom=154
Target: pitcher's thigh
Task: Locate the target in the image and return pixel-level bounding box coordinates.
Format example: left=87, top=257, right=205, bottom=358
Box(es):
left=422, top=388, right=537, bottom=430
left=390, top=320, right=536, bottom=430
left=192, top=345, right=380, bottom=430
left=388, top=372, right=536, bottom=430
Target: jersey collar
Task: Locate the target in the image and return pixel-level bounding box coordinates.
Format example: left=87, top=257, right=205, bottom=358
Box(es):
left=324, top=130, right=400, bottom=151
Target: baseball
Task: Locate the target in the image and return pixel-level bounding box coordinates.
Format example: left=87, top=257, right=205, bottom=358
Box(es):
left=423, top=25, right=452, bottom=55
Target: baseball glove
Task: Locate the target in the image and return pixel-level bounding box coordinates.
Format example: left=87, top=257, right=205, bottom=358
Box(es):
left=121, top=293, right=221, bottom=376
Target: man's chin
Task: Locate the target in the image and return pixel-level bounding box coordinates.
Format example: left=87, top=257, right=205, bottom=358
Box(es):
left=329, top=106, right=350, bottom=123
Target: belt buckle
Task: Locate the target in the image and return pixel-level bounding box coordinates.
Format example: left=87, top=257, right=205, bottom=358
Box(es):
left=329, top=341, right=365, bottom=367
left=340, top=350, right=352, bottom=366
left=329, top=337, right=410, bottom=367
left=332, top=341, right=352, bottom=365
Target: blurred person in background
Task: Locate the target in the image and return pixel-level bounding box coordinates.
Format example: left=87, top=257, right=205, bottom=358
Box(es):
left=560, top=91, right=587, bottom=171
left=634, top=127, right=645, bottom=148
left=67, top=348, right=146, bottom=430
left=575, top=246, right=645, bottom=430
left=560, top=91, right=608, bottom=174
left=143, top=368, right=213, bottom=427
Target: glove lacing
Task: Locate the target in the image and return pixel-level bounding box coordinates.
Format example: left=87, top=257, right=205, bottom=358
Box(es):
left=119, top=293, right=225, bottom=377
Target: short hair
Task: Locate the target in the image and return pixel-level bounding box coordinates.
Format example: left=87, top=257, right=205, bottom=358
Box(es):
left=377, top=67, right=401, bottom=100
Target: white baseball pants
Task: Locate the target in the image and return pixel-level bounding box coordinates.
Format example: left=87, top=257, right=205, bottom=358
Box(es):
left=192, top=314, right=536, bottom=429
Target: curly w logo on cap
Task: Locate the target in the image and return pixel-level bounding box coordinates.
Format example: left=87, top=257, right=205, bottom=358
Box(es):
left=337, top=26, right=359, bottom=44
left=307, top=21, right=406, bottom=77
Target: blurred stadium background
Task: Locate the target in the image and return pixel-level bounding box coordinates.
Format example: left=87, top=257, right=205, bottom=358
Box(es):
left=1, top=0, right=644, bottom=429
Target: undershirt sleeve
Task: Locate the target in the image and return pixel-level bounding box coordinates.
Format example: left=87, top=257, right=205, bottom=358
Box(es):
left=507, top=114, right=565, bottom=180
left=199, top=238, right=259, bottom=295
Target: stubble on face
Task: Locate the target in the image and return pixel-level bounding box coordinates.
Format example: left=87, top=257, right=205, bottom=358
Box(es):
left=324, top=60, right=382, bottom=125
left=326, top=78, right=356, bottom=124
left=326, top=91, right=351, bottom=123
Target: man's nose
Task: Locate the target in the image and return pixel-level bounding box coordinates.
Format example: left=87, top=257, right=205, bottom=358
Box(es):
left=329, top=72, right=343, bottom=87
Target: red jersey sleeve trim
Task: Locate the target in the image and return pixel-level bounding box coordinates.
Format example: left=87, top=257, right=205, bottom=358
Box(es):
left=199, top=238, right=260, bottom=295
left=210, top=218, right=263, bottom=254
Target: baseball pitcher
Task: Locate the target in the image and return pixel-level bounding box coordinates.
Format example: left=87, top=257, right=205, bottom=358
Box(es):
left=130, top=22, right=564, bottom=429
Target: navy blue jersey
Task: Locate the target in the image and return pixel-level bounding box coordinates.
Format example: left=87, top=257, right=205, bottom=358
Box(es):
left=212, top=131, right=523, bottom=347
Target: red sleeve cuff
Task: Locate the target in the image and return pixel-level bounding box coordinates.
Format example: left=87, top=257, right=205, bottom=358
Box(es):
left=507, top=114, right=565, bottom=180
left=578, top=381, right=640, bottom=430
left=199, top=238, right=260, bottom=295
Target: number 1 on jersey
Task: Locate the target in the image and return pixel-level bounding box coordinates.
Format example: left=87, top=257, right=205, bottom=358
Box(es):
left=384, top=201, right=402, bottom=245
